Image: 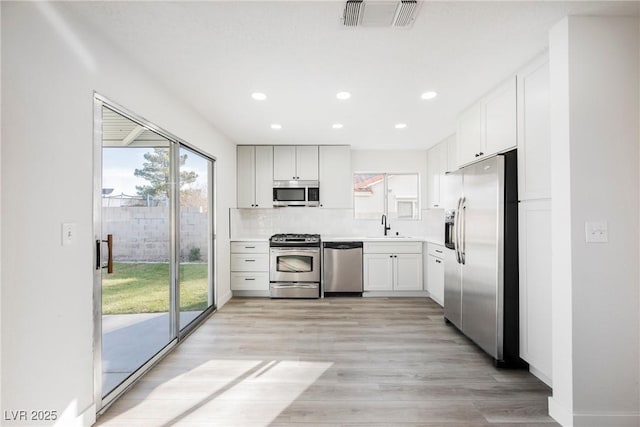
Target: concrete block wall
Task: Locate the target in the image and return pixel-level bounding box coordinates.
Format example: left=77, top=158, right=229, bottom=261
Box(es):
left=103, top=206, right=209, bottom=262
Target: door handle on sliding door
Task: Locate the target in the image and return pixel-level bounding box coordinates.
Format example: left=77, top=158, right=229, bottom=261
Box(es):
left=96, top=234, right=114, bottom=274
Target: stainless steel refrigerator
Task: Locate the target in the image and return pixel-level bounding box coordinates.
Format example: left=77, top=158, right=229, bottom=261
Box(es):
left=442, top=150, right=523, bottom=367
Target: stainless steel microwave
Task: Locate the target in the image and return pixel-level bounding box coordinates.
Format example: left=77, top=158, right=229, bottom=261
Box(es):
left=273, top=180, right=320, bottom=207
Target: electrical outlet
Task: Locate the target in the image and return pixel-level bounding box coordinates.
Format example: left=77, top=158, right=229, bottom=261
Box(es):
left=585, top=221, right=608, bottom=243
left=62, top=223, right=77, bottom=246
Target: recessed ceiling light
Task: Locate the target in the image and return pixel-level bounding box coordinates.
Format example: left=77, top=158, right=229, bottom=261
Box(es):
left=395, top=123, right=407, bottom=129
left=421, top=91, right=438, bottom=100
left=270, top=123, right=282, bottom=130
left=332, top=123, right=344, bottom=129
left=336, top=91, right=351, bottom=100
left=251, top=92, right=267, bottom=101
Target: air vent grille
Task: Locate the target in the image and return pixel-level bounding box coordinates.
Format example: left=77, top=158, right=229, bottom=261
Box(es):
left=343, top=0, right=363, bottom=27
left=342, top=0, right=418, bottom=28
left=394, top=0, right=417, bottom=27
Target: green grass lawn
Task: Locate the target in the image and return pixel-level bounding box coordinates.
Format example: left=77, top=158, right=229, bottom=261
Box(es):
left=103, top=262, right=209, bottom=314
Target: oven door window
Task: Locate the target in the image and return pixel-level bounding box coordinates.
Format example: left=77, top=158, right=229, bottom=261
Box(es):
left=276, top=255, right=314, bottom=273
left=274, top=188, right=305, bottom=202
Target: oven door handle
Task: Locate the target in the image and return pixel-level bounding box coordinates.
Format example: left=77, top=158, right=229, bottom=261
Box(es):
left=270, top=248, right=320, bottom=253
left=271, top=283, right=318, bottom=289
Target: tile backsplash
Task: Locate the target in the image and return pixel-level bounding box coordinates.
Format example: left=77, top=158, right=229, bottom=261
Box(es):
left=229, top=208, right=444, bottom=243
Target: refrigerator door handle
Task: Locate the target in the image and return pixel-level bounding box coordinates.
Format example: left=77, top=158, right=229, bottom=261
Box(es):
left=460, top=197, right=466, bottom=265
left=454, top=197, right=462, bottom=264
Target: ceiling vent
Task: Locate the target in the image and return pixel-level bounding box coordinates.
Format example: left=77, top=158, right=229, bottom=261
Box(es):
left=342, top=0, right=418, bottom=28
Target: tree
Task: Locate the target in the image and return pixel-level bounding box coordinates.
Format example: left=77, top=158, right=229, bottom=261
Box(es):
left=134, top=148, right=197, bottom=198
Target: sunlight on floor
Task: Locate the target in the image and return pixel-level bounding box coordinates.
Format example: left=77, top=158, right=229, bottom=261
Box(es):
left=99, top=359, right=333, bottom=426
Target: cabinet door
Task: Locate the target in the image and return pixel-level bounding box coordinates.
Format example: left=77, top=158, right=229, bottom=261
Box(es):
left=456, top=103, right=483, bottom=167
left=237, top=146, right=256, bottom=208
left=363, top=254, right=393, bottom=291
left=518, top=199, right=552, bottom=382
left=394, top=253, right=423, bottom=291
left=484, top=77, right=517, bottom=156
left=273, top=146, right=297, bottom=180
left=445, top=133, right=457, bottom=173
left=319, top=145, right=351, bottom=208
left=296, top=145, right=319, bottom=180
left=517, top=57, right=550, bottom=200
left=254, top=146, right=273, bottom=208
left=426, top=145, right=441, bottom=209
left=427, top=255, right=444, bottom=306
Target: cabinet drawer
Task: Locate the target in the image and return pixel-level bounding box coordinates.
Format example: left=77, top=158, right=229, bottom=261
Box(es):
left=364, top=242, right=422, bottom=254
left=231, top=272, right=269, bottom=291
left=230, top=254, right=269, bottom=271
left=231, top=241, right=268, bottom=254
left=427, top=243, right=445, bottom=258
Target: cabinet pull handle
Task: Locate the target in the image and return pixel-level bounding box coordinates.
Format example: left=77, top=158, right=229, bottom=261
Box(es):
left=478, top=152, right=484, bottom=156
left=433, top=204, right=439, bottom=207
left=245, top=259, right=256, bottom=262
left=435, top=249, right=443, bottom=253
left=245, top=278, right=255, bottom=281
left=245, top=246, right=255, bottom=249
left=436, top=259, right=442, bottom=264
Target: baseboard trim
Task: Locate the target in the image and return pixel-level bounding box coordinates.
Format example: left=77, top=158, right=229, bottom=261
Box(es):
left=549, top=397, right=573, bottom=426
left=363, top=291, right=429, bottom=297
left=549, top=397, right=640, bottom=427
left=218, top=290, right=232, bottom=307
left=54, top=402, right=96, bottom=427
left=529, top=365, right=552, bottom=387
left=573, top=412, right=640, bottom=427
left=231, top=290, right=270, bottom=298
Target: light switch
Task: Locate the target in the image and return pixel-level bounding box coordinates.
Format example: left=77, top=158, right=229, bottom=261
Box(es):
left=62, top=223, right=77, bottom=246
left=585, top=220, right=608, bottom=243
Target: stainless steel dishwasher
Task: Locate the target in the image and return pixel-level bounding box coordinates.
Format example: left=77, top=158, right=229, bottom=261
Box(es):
left=323, top=242, right=363, bottom=296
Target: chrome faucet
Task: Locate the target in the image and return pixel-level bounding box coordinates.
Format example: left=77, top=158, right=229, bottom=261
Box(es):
left=381, top=214, right=391, bottom=236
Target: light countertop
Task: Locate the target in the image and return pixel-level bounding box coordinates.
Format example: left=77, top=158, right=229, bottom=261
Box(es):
left=231, top=236, right=444, bottom=245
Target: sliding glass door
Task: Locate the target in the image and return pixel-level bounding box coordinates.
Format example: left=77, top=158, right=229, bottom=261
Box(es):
left=94, top=96, right=216, bottom=410
left=179, top=147, right=213, bottom=330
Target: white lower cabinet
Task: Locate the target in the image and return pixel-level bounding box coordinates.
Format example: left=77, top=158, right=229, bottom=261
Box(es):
left=363, top=242, right=423, bottom=292
left=230, top=241, right=269, bottom=294
left=363, top=254, right=394, bottom=291
left=394, top=254, right=423, bottom=291
left=425, top=243, right=445, bottom=306
left=518, top=199, right=552, bottom=384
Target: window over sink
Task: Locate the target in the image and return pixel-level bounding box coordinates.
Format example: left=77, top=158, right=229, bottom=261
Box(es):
left=353, top=173, right=420, bottom=220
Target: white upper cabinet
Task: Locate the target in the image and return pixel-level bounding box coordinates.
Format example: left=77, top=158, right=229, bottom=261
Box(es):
left=237, top=146, right=256, bottom=208
left=483, top=78, right=517, bottom=156
left=254, top=146, right=274, bottom=207
left=456, top=77, right=517, bottom=168
left=457, top=103, right=484, bottom=166
left=517, top=57, right=551, bottom=200
left=273, top=146, right=297, bottom=180
left=319, top=145, right=352, bottom=208
left=446, top=133, right=457, bottom=173
left=427, top=140, right=448, bottom=209
left=273, top=145, right=318, bottom=181
left=237, top=145, right=273, bottom=208
left=296, top=146, right=319, bottom=180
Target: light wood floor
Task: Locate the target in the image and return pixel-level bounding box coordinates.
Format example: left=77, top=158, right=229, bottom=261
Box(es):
left=97, top=297, right=558, bottom=426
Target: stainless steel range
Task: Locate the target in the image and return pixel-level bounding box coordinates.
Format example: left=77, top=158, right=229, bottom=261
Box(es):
left=269, top=234, right=321, bottom=298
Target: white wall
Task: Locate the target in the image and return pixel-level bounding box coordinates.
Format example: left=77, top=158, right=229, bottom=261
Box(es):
left=549, top=16, right=640, bottom=426
left=1, top=3, right=235, bottom=426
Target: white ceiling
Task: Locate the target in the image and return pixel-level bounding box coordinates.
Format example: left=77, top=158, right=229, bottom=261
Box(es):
left=63, top=1, right=639, bottom=150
